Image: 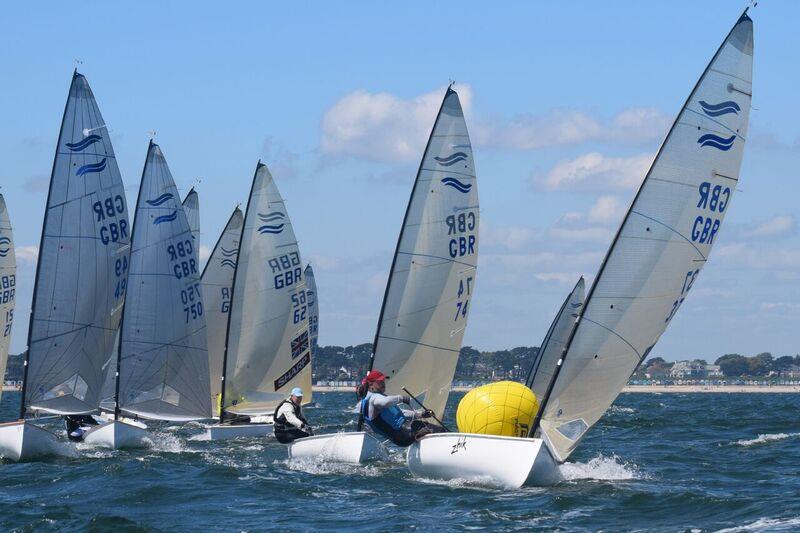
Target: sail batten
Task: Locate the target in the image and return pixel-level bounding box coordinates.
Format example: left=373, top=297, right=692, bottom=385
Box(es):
left=367, top=87, right=479, bottom=420
left=23, top=72, right=131, bottom=416
left=540, top=12, right=754, bottom=462
left=116, top=142, right=210, bottom=421
left=221, top=163, right=311, bottom=416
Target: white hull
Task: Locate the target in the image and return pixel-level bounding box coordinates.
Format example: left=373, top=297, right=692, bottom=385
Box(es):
left=406, top=433, right=561, bottom=488
left=83, top=420, right=148, bottom=449
left=205, top=423, right=273, bottom=441
left=0, top=420, right=69, bottom=461
left=287, top=431, right=388, bottom=464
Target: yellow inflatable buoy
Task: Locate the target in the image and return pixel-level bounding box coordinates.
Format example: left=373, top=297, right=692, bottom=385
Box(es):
left=456, top=381, right=539, bottom=437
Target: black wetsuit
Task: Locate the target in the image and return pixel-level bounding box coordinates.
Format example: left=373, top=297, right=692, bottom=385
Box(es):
left=273, top=399, right=312, bottom=443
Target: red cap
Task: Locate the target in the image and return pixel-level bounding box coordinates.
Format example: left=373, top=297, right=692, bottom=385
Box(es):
left=364, top=370, right=388, bottom=383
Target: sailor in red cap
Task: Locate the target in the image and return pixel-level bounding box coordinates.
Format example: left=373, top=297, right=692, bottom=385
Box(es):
left=357, top=370, right=441, bottom=446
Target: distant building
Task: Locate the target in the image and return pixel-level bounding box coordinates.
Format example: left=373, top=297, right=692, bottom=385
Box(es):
left=670, top=361, right=707, bottom=379
left=706, top=365, right=723, bottom=378
left=780, top=365, right=800, bottom=379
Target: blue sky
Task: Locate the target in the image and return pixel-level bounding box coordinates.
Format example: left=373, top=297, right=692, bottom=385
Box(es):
left=1, top=2, right=798, bottom=361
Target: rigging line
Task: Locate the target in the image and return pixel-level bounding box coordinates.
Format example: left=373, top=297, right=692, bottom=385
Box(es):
left=376, top=335, right=460, bottom=354
left=684, top=108, right=746, bottom=140
left=576, top=315, right=642, bottom=360
left=629, top=211, right=708, bottom=261
left=396, top=251, right=475, bottom=269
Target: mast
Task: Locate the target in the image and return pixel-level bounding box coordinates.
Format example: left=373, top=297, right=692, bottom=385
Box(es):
left=536, top=8, right=752, bottom=441
left=113, top=140, right=153, bottom=420
left=218, top=162, right=262, bottom=418
left=18, top=70, right=77, bottom=420
left=358, top=85, right=455, bottom=431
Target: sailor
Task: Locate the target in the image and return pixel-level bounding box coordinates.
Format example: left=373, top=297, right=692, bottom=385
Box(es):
left=359, top=370, right=442, bottom=447
left=64, top=414, right=99, bottom=442
left=273, top=387, right=313, bottom=443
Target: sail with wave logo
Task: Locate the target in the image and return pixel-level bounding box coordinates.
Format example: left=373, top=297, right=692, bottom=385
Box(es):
left=22, top=71, right=131, bottom=416
left=201, top=207, right=243, bottom=416
left=220, top=162, right=311, bottom=416
left=365, top=86, right=479, bottom=420
left=116, top=141, right=210, bottom=421
left=304, top=264, right=319, bottom=357
left=537, top=11, right=753, bottom=462
left=0, top=195, right=15, bottom=402
left=182, top=188, right=200, bottom=245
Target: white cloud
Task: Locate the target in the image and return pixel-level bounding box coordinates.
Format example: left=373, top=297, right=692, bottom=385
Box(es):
left=321, top=85, right=473, bottom=163
left=587, top=195, right=625, bottom=225
left=549, top=226, right=614, bottom=244
left=478, top=107, right=669, bottom=150
left=199, top=245, right=211, bottom=265
left=306, top=254, right=342, bottom=271
left=481, top=224, right=540, bottom=251
left=540, top=152, right=653, bottom=191
left=742, top=215, right=796, bottom=239
left=15, top=245, right=38, bottom=266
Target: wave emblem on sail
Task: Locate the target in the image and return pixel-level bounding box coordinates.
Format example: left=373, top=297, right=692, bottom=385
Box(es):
left=434, top=151, right=468, bottom=166
left=65, top=134, right=101, bottom=152
left=146, top=193, right=174, bottom=206
left=440, top=177, right=473, bottom=194
left=697, top=133, right=736, bottom=151
left=0, top=237, right=10, bottom=257
left=699, top=100, right=741, bottom=117
left=257, top=212, right=286, bottom=234
left=153, top=210, right=178, bottom=225
left=76, top=157, right=107, bottom=176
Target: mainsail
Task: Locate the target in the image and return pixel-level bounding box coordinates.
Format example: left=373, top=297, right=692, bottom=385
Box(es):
left=116, top=142, right=211, bottom=421
left=22, top=71, right=131, bottom=416
left=539, top=11, right=754, bottom=462
left=221, top=163, right=311, bottom=416
left=366, top=87, right=479, bottom=419
left=525, top=278, right=585, bottom=402
left=305, top=264, right=319, bottom=357
left=182, top=188, right=200, bottom=245
left=0, top=195, right=16, bottom=401
left=201, top=207, right=243, bottom=415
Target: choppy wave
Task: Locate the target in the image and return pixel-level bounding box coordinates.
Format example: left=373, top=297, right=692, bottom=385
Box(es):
left=715, top=516, right=800, bottom=532
left=559, top=454, right=646, bottom=481
left=735, top=432, right=800, bottom=447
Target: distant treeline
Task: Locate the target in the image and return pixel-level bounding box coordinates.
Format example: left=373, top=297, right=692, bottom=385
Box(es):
left=643, top=353, right=800, bottom=378
left=312, top=344, right=538, bottom=383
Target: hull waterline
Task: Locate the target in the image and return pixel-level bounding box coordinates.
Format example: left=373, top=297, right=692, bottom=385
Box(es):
left=287, top=431, right=388, bottom=464
left=0, top=420, right=71, bottom=461
left=82, top=419, right=148, bottom=449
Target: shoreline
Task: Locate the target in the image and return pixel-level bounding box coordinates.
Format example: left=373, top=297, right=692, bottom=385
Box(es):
left=312, top=384, right=800, bottom=394
left=6, top=384, right=800, bottom=394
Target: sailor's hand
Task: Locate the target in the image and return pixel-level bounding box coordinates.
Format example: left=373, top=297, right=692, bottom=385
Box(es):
left=303, top=424, right=314, bottom=435
left=401, top=395, right=412, bottom=405
left=422, top=409, right=434, bottom=419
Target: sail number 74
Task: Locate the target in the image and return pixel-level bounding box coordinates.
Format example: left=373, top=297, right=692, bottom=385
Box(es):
left=454, top=276, right=473, bottom=321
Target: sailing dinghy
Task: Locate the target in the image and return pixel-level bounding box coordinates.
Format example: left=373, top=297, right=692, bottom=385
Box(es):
left=407, top=10, right=754, bottom=487
left=288, top=86, right=479, bottom=463
left=84, top=142, right=211, bottom=448
left=205, top=162, right=312, bottom=440
left=201, top=206, right=243, bottom=417
left=0, top=72, right=130, bottom=460
left=0, top=195, right=16, bottom=405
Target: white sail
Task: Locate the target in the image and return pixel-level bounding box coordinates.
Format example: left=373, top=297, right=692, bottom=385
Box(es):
left=201, top=207, right=243, bottom=415
left=182, top=188, right=200, bottom=245
left=369, top=87, right=479, bottom=419
left=222, top=163, right=311, bottom=416
left=525, top=278, right=585, bottom=401
left=23, top=72, right=131, bottom=415
left=98, top=329, right=120, bottom=411
left=541, top=12, right=753, bottom=462
left=305, top=264, right=319, bottom=357
left=0, top=195, right=16, bottom=401
left=117, top=142, right=211, bottom=421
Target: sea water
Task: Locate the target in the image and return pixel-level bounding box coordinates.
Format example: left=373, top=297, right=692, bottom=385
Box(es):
left=2, top=391, right=800, bottom=531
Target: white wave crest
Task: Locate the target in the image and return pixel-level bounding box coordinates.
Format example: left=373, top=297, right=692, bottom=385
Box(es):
left=735, top=432, right=800, bottom=447
left=715, top=516, right=800, bottom=532
left=282, top=457, right=383, bottom=477
left=559, top=454, right=645, bottom=482
left=610, top=406, right=636, bottom=414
